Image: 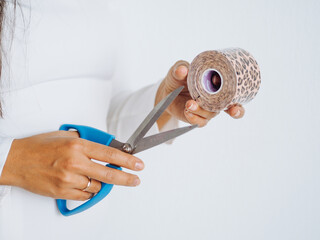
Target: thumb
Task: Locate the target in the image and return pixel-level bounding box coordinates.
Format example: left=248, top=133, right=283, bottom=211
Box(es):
left=165, top=60, right=190, bottom=90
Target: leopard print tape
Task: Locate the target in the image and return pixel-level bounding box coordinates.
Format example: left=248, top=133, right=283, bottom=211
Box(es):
left=187, top=48, right=261, bottom=112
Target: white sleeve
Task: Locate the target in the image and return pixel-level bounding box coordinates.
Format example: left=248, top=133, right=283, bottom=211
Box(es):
left=0, top=136, right=14, bottom=203
left=107, top=83, right=179, bottom=142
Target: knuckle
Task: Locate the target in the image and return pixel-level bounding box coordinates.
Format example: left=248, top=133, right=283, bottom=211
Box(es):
left=78, top=193, right=91, bottom=201
left=92, top=181, right=101, bottom=192
left=56, top=171, right=72, bottom=187
left=186, top=112, right=196, bottom=122
left=104, top=169, right=114, bottom=183
left=63, top=156, right=80, bottom=171
left=123, top=157, right=131, bottom=168
left=66, top=138, right=83, bottom=152
left=104, top=147, right=117, bottom=161
left=124, top=156, right=136, bottom=168
left=57, top=155, right=78, bottom=171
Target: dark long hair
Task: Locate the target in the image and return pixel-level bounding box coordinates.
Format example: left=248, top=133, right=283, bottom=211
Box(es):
left=0, top=0, right=17, bottom=117
left=0, top=0, right=5, bottom=117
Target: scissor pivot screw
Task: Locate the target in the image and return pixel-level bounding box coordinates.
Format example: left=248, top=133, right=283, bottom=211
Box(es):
left=122, top=143, right=133, bottom=154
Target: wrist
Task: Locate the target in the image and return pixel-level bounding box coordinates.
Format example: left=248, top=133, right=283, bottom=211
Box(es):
left=0, top=139, right=22, bottom=186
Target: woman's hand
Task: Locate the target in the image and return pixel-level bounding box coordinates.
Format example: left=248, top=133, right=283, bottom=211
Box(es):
left=0, top=131, right=144, bottom=200
left=156, top=61, right=246, bottom=129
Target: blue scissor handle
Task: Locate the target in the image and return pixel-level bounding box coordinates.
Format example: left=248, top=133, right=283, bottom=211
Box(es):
left=56, top=124, right=122, bottom=216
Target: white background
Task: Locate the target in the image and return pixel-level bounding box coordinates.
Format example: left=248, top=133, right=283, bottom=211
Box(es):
left=106, top=0, right=320, bottom=239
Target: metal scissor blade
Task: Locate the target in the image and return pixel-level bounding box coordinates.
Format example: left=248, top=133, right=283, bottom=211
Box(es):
left=132, top=124, right=198, bottom=154
left=126, top=86, right=184, bottom=149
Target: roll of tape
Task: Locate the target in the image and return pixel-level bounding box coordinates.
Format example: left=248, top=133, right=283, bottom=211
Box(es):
left=187, top=48, right=261, bottom=112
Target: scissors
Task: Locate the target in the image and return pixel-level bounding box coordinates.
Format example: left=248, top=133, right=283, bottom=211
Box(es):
left=56, top=86, right=197, bottom=216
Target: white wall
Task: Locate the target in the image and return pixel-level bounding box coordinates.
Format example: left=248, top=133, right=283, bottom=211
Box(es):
left=107, top=0, right=320, bottom=239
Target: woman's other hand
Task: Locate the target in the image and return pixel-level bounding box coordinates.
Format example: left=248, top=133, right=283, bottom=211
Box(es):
left=156, top=61, right=245, bottom=129
left=0, top=131, right=144, bottom=200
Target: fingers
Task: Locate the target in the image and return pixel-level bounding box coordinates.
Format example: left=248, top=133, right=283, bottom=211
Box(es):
left=55, top=171, right=102, bottom=195
left=184, top=110, right=208, bottom=127
left=53, top=137, right=144, bottom=190
left=185, top=100, right=218, bottom=119
left=184, top=100, right=219, bottom=127
left=54, top=174, right=93, bottom=200
left=83, top=161, right=140, bottom=187
left=183, top=100, right=245, bottom=126
left=165, top=60, right=190, bottom=90
left=80, top=140, right=144, bottom=171
left=77, top=176, right=101, bottom=194
left=62, top=189, right=93, bottom=201
left=225, top=105, right=245, bottom=119
left=172, top=61, right=189, bottom=81
left=79, top=140, right=143, bottom=187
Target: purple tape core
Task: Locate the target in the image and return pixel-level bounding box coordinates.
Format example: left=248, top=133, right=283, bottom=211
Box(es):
left=202, top=69, right=222, bottom=94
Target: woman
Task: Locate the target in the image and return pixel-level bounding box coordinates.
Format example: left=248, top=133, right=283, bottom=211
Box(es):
left=0, top=1, right=244, bottom=239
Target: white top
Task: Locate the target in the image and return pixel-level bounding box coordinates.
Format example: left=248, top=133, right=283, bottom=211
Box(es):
left=0, top=1, right=177, bottom=239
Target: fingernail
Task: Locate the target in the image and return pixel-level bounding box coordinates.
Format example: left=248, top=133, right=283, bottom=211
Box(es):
left=174, top=65, right=188, bottom=79
left=234, top=109, right=241, bottom=118
left=135, top=162, right=144, bottom=170
left=134, top=178, right=140, bottom=186
left=188, top=102, right=197, bottom=111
